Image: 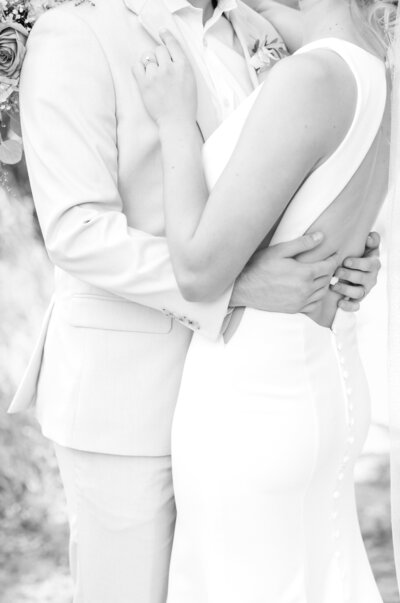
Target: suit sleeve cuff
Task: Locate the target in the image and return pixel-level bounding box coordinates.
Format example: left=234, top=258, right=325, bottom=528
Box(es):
left=161, top=284, right=233, bottom=341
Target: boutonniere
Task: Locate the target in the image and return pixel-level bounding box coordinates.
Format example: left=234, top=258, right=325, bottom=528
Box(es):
left=249, top=35, right=289, bottom=75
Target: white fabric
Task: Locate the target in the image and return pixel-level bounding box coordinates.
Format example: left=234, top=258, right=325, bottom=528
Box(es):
left=54, top=444, right=176, bottom=603
left=164, top=0, right=254, bottom=121
left=7, top=0, right=281, bottom=454
left=203, top=38, right=387, bottom=226
left=167, top=39, right=387, bottom=601
left=272, top=39, right=386, bottom=245
left=169, top=311, right=382, bottom=602
left=387, top=2, right=400, bottom=589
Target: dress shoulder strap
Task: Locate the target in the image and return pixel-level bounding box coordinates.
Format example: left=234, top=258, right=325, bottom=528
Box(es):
left=270, top=37, right=387, bottom=245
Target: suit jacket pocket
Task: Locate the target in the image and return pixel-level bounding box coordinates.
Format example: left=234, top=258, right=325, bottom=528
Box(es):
left=60, top=295, right=173, bottom=334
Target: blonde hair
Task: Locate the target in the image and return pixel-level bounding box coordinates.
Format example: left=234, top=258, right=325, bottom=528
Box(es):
left=352, top=0, right=398, bottom=53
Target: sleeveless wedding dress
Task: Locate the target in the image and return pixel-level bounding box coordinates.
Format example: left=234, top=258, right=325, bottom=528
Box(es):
left=167, top=39, right=387, bottom=603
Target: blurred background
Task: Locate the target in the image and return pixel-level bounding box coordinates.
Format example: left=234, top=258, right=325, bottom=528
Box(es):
left=0, top=159, right=398, bottom=603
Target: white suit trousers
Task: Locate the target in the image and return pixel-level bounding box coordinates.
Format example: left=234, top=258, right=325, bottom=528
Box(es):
left=54, top=444, right=176, bottom=603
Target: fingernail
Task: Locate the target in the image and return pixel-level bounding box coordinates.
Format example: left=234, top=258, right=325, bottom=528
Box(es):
left=367, top=234, right=373, bottom=244
left=312, top=232, right=323, bottom=242
left=345, top=259, right=353, bottom=268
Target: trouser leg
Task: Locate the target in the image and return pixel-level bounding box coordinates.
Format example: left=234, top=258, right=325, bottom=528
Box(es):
left=53, top=443, right=176, bottom=603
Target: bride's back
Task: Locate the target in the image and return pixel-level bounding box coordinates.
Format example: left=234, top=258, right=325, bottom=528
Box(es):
left=300, top=116, right=390, bottom=326
left=289, top=42, right=390, bottom=327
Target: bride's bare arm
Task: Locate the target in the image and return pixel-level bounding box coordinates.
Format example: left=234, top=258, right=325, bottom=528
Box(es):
left=134, top=32, right=354, bottom=302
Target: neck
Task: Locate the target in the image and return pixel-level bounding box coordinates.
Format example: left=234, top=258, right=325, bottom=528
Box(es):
left=299, top=0, right=381, bottom=55
left=188, top=0, right=213, bottom=6
left=188, top=0, right=216, bottom=24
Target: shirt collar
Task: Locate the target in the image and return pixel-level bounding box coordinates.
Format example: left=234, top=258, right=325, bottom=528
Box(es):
left=163, top=0, right=238, bottom=16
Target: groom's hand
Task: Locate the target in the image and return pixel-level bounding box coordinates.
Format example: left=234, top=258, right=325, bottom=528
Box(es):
left=230, top=232, right=338, bottom=314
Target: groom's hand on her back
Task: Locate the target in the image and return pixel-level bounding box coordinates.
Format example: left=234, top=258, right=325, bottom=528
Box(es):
left=230, top=231, right=382, bottom=314
left=230, top=232, right=338, bottom=314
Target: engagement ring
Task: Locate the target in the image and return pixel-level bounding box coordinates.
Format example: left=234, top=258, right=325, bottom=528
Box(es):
left=143, top=56, right=157, bottom=69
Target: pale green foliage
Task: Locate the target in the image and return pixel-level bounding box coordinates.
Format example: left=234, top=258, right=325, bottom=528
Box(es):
left=0, top=191, right=70, bottom=600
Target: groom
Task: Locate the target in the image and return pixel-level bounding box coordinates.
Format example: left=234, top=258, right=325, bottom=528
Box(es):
left=10, top=0, right=381, bottom=601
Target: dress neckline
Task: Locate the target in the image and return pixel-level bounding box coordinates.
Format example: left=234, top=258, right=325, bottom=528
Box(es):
left=295, top=37, right=384, bottom=65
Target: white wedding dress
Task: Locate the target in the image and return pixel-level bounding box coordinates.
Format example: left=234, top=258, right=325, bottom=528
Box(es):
left=167, top=39, right=387, bottom=603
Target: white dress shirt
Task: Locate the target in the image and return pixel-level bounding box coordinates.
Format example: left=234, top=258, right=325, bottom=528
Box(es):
left=164, top=0, right=254, bottom=122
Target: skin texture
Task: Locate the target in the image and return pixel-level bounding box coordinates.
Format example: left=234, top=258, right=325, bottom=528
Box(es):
left=137, top=48, right=355, bottom=296
left=135, top=0, right=383, bottom=317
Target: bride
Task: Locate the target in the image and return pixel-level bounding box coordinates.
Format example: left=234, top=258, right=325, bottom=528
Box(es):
left=134, top=0, right=396, bottom=600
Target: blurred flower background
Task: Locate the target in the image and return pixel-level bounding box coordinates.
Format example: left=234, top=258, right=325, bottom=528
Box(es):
left=0, top=163, right=398, bottom=602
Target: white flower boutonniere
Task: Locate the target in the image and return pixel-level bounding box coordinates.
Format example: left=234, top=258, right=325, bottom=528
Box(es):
left=249, top=35, right=289, bottom=75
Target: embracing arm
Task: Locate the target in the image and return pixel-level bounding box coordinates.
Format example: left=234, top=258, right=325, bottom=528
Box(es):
left=20, top=10, right=231, bottom=339
left=135, top=35, right=351, bottom=302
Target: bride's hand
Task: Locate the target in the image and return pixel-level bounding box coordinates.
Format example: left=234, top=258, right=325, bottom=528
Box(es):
left=133, top=30, right=198, bottom=127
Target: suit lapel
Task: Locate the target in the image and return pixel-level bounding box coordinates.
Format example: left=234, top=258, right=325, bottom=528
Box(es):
left=124, top=0, right=220, bottom=140
left=124, top=0, right=178, bottom=43
left=228, top=9, right=259, bottom=89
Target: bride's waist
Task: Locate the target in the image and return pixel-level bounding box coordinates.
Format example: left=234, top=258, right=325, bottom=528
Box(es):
left=185, top=308, right=359, bottom=394
left=223, top=306, right=356, bottom=346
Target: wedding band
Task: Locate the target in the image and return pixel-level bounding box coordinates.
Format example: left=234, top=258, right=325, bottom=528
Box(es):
left=143, top=56, right=157, bottom=69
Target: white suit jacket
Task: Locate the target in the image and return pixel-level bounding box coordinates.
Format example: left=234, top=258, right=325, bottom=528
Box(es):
left=8, top=0, right=283, bottom=455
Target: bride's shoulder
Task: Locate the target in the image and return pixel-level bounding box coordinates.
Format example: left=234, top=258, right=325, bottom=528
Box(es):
left=269, top=49, right=349, bottom=88
left=252, top=49, right=357, bottom=156
left=262, top=48, right=356, bottom=114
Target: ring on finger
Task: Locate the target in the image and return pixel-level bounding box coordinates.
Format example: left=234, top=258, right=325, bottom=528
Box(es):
left=143, top=55, right=158, bottom=69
